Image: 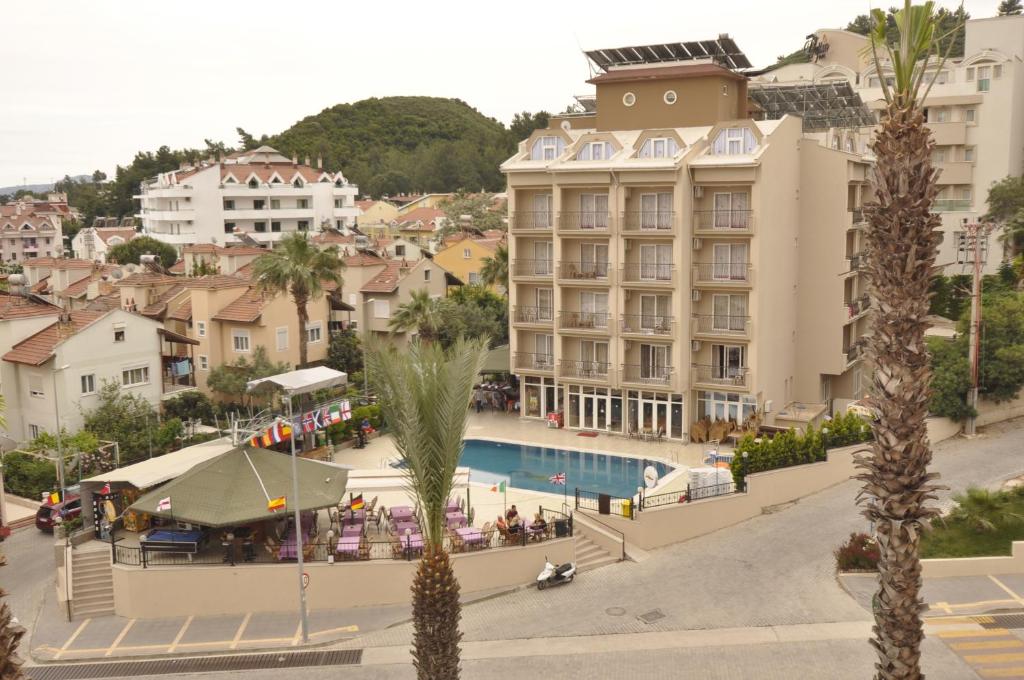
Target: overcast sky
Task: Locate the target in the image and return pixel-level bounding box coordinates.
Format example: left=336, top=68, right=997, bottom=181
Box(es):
left=0, top=0, right=1001, bottom=188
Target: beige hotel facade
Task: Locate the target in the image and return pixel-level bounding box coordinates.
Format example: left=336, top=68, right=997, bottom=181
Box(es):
left=502, top=49, right=873, bottom=440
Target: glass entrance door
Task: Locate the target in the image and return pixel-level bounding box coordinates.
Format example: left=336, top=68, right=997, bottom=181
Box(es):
left=580, top=392, right=609, bottom=430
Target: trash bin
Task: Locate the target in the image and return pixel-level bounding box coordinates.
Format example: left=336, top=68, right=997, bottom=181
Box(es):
left=554, top=518, right=570, bottom=537
left=546, top=411, right=564, bottom=428
left=621, top=499, right=632, bottom=518
left=597, top=493, right=611, bottom=515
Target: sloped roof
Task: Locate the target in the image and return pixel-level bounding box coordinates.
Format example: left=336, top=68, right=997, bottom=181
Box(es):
left=115, top=272, right=180, bottom=287
left=140, top=284, right=186, bottom=317
left=24, top=257, right=94, bottom=270
left=398, top=207, right=446, bottom=227
left=587, top=62, right=745, bottom=84
left=83, top=437, right=236, bottom=489
left=343, top=251, right=386, bottom=267
left=0, top=292, right=60, bottom=320
left=180, top=275, right=250, bottom=290
left=169, top=259, right=185, bottom=274
left=167, top=299, right=192, bottom=322
left=3, top=310, right=107, bottom=366
left=85, top=292, right=122, bottom=312
left=93, top=228, right=137, bottom=245
left=211, top=287, right=268, bottom=323
left=360, top=261, right=409, bottom=294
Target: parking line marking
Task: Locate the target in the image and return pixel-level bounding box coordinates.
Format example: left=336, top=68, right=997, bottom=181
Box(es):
left=291, top=620, right=303, bottom=646
left=937, top=628, right=1011, bottom=639
left=989, top=576, right=1024, bottom=607
left=951, top=640, right=1024, bottom=651
left=945, top=599, right=1018, bottom=610
left=230, top=613, right=252, bottom=650
left=309, top=624, right=359, bottom=637
left=964, top=652, right=1024, bottom=664
left=932, top=601, right=955, bottom=615
left=980, top=668, right=1024, bottom=678
left=54, top=619, right=91, bottom=659
left=926, top=616, right=984, bottom=625
left=167, top=615, right=193, bottom=653
left=105, top=619, right=136, bottom=657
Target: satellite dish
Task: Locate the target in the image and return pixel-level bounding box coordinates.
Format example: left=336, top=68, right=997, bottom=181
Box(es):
left=7, top=274, right=25, bottom=286
left=643, top=465, right=659, bottom=489
left=560, top=120, right=571, bottom=132
left=110, top=268, right=123, bottom=280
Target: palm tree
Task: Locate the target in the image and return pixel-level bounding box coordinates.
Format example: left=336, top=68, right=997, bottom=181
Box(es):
left=0, top=588, right=26, bottom=680
left=389, top=289, right=446, bottom=343
left=855, top=3, right=957, bottom=678
left=368, top=338, right=487, bottom=680
left=479, top=243, right=508, bottom=293
left=252, top=232, right=345, bottom=368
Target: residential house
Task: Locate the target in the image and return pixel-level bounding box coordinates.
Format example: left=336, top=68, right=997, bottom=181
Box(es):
left=1, top=196, right=67, bottom=263
left=359, top=258, right=452, bottom=349
left=71, top=223, right=138, bottom=263
left=396, top=207, right=447, bottom=250
left=355, top=199, right=400, bottom=238
left=433, top=231, right=506, bottom=291
left=394, top=194, right=452, bottom=215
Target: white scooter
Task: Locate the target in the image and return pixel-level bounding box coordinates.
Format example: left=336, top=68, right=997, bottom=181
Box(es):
left=536, top=556, right=576, bottom=590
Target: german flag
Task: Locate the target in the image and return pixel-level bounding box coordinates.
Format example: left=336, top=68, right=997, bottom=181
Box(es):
left=349, top=494, right=365, bottom=511
left=267, top=496, right=286, bottom=512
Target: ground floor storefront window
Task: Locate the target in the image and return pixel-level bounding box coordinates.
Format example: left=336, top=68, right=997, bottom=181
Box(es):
left=696, top=390, right=757, bottom=425
left=565, top=385, right=623, bottom=432
left=626, top=390, right=685, bottom=439
left=523, top=375, right=558, bottom=418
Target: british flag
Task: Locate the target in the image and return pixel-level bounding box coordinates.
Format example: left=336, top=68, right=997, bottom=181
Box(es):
left=549, top=472, right=566, bottom=486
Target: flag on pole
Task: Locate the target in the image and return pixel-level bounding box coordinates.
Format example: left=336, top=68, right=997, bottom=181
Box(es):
left=350, top=494, right=365, bottom=510
left=156, top=497, right=172, bottom=512
left=249, top=433, right=261, bottom=447
left=49, top=491, right=60, bottom=505
left=267, top=496, right=286, bottom=512
left=340, top=400, right=352, bottom=421
left=490, top=481, right=506, bottom=493
left=99, top=483, right=111, bottom=496
left=261, top=430, right=273, bottom=447
left=549, top=472, right=566, bottom=486
left=328, top=403, right=342, bottom=424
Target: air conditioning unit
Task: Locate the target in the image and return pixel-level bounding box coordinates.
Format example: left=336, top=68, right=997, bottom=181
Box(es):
left=693, top=186, right=704, bottom=198
left=691, top=340, right=701, bottom=352
left=691, top=289, right=701, bottom=302
left=692, top=238, right=702, bottom=250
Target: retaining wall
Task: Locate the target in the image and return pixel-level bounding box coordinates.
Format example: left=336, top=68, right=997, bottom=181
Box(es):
left=922, top=541, right=1024, bottom=578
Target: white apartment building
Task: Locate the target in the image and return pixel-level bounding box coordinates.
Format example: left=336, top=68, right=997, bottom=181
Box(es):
left=503, top=38, right=872, bottom=440
left=72, top=224, right=138, bottom=263
left=135, top=146, right=360, bottom=251
left=1, top=195, right=70, bottom=263
left=754, top=15, right=1024, bottom=273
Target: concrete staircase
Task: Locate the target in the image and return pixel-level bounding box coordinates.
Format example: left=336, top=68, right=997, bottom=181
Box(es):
left=574, top=533, right=617, bottom=572
left=70, top=548, right=115, bottom=619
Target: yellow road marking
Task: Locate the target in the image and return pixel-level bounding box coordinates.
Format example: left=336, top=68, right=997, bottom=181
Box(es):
left=309, top=624, right=359, bottom=637
left=55, top=618, right=91, bottom=659
left=989, top=575, right=1024, bottom=607
left=167, top=615, right=192, bottom=653
left=104, top=619, right=136, bottom=657
left=979, top=668, right=1024, bottom=678
left=230, top=612, right=252, bottom=650
left=291, top=620, right=303, bottom=646
left=926, top=615, right=984, bottom=625
left=964, top=652, right=1024, bottom=664
left=951, top=640, right=1024, bottom=651
left=937, top=628, right=1011, bottom=638
left=945, top=599, right=1018, bottom=610
left=933, top=601, right=955, bottom=615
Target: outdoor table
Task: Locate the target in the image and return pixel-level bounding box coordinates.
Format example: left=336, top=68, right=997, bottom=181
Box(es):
left=455, top=527, right=484, bottom=547
left=400, top=533, right=424, bottom=553
left=336, top=536, right=361, bottom=558
left=394, top=521, right=419, bottom=534
left=279, top=532, right=299, bottom=560
left=446, top=500, right=461, bottom=513
left=342, top=524, right=363, bottom=537
left=340, top=508, right=366, bottom=524
left=526, top=525, right=545, bottom=541
left=446, top=512, right=467, bottom=529
left=390, top=506, right=413, bottom=521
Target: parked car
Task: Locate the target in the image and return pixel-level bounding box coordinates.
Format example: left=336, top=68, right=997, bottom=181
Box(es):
left=35, top=493, right=81, bottom=532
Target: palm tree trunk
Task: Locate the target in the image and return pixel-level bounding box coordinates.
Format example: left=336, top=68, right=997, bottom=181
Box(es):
left=411, top=545, right=461, bottom=680
left=0, top=589, right=26, bottom=680
left=857, top=105, right=944, bottom=680
left=295, top=294, right=310, bottom=369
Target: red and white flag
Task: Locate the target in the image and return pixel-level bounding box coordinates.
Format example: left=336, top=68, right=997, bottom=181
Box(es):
left=156, top=497, right=172, bottom=512
left=549, top=472, right=566, bottom=486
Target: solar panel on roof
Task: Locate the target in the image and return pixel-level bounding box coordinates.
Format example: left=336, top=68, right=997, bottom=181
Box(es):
left=747, top=82, right=877, bottom=131
left=585, top=36, right=753, bottom=72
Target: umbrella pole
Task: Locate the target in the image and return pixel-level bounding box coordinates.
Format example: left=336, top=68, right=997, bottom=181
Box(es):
left=288, top=394, right=310, bottom=644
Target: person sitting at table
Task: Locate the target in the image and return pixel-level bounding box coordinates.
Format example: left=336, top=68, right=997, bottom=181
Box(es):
left=506, top=505, right=519, bottom=524
left=507, top=514, right=522, bottom=535
left=496, top=516, right=508, bottom=534
left=531, top=513, right=547, bottom=533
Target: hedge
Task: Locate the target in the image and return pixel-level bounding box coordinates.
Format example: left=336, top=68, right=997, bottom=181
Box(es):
left=325, top=405, right=384, bottom=444
left=2, top=452, right=57, bottom=500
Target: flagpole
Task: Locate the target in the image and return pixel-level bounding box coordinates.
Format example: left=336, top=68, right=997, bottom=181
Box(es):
left=287, top=393, right=310, bottom=645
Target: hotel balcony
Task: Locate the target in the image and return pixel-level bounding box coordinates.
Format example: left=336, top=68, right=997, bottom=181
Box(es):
left=557, top=261, right=612, bottom=285
left=691, top=364, right=750, bottom=390
left=621, top=211, right=676, bottom=234
left=692, top=210, right=755, bottom=236
left=934, top=161, right=974, bottom=186
left=620, top=314, right=674, bottom=337
left=845, top=253, right=864, bottom=274
left=559, top=359, right=611, bottom=382
left=692, top=314, right=751, bottom=340
left=558, top=310, right=610, bottom=333
left=620, top=263, right=675, bottom=287
left=514, top=352, right=554, bottom=373
left=558, top=211, right=611, bottom=234
left=511, top=259, right=554, bottom=280
left=512, top=305, right=554, bottom=327
left=844, top=344, right=864, bottom=367
left=510, top=211, right=553, bottom=232
left=843, top=296, right=872, bottom=322
left=621, top=363, right=673, bottom=387
left=932, top=199, right=973, bottom=213
left=926, top=121, right=967, bottom=146
left=139, top=209, right=195, bottom=222
left=22, top=244, right=38, bottom=253
left=692, top=262, right=753, bottom=287
left=850, top=208, right=866, bottom=226
left=228, top=208, right=314, bottom=220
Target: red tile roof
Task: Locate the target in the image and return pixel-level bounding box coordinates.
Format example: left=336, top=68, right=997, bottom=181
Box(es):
left=0, top=292, right=60, bottom=320
left=140, top=284, right=186, bottom=318
left=183, top=244, right=267, bottom=256
left=220, top=163, right=330, bottom=185
left=169, top=259, right=185, bottom=274
left=343, top=252, right=386, bottom=267
left=359, top=261, right=414, bottom=294
left=399, top=207, right=446, bottom=225
left=3, top=310, right=107, bottom=366
left=211, top=287, right=269, bottom=323
left=312, top=231, right=356, bottom=246
left=23, top=257, right=94, bottom=270
left=180, top=275, right=250, bottom=290
left=85, top=292, right=121, bottom=312
left=93, top=228, right=137, bottom=245
left=115, top=272, right=180, bottom=287
left=167, top=299, right=192, bottom=322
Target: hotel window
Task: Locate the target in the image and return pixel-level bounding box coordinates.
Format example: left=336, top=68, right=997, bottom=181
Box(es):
left=424, top=269, right=431, bottom=282
left=297, top=199, right=309, bottom=209
left=197, top=321, right=206, bottom=337
left=276, top=327, right=289, bottom=351
left=253, top=199, right=265, bottom=210
left=622, top=92, right=636, bottom=107
left=121, top=366, right=150, bottom=387
left=977, top=66, right=991, bottom=92
left=305, top=321, right=322, bottom=344
left=966, top=67, right=974, bottom=81
left=994, top=64, right=1003, bottom=78
left=960, top=187, right=972, bottom=201
left=254, top=221, right=267, bottom=233
left=935, top=70, right=949, bottom=84
left=931, top=148, right=946, bottom=163
left=80, top=374, right=96, bottom=395
left=270, top=199, right=281, bottom=209
left=395, top=245, right=406, bottom=256
left=711, top=127, right=756, bottom=155
left=29, top=375, right=44, bottom=398
left=468, top=272, right=480, bottom=284
left=29, top=424, right=40, bottom=439
left=113, top=327, right=125, bottom=342
left=298, top=220, right=309, bottom=231
left=248, top=178, right=259, bottom=188
left=223, top=199, right=235, bottom=210
left=663, top=90, right=677, bottom=105
left=232, top=329, right=251, bottom=352
left=964, top=147, right=975, bottom=162
left=530, top=135, right=565, bottom=161
left=334, top=199, right=345, bottom=208
left=199, top=355, right=209, bottom=370
left=224, top=221, right=236, bottom=234
left=271, top=221, right=281, bottom=232
left=576, top=141, right=612, bottom=161
left=868, top=77, right=880, bottom=87
left=374, top=300, right=390, bottom=319
left=964, top=108, right=976, bottom=123
left=293, top=178, right=304, bottom=188
left=639, top=137, right=679, bottom=158
left=463, top=248, right=471, bottom=259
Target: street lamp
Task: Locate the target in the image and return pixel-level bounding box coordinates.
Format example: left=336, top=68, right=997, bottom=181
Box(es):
left=52, top=364, right=70, bottom=505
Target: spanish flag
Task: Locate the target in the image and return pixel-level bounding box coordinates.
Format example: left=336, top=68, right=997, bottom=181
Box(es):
left=349, top=494, right=365, bottom=511
left=267, top=496, right=286, bottom=512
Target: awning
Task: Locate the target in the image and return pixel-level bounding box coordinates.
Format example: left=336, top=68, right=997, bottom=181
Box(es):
left=81, top=437, right=235, bottom=489
left=246, top=366, right=347, bottom=396
left=128, top=448, right=351, bottom=527
left=158, top=327, right=200, bottom=346
left=481, top=344, right=510, bottom=374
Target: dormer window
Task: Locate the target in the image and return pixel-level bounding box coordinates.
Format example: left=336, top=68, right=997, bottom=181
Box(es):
left=576, top=142, right=613, bottom=161
left=530, top=135, right=565, bottom=161
left=711, top=127, right=757, bottom=155
left=224, top=176, right=236, bottom=184
left=638, top=137, right=679, bottom=159
left=248, top=178, right=259, bottom=188
left=271, top=176, right=282, bottom=184
left=335, top=178, right=344, bottom=187
left=293, top=178, right=304, bottom=188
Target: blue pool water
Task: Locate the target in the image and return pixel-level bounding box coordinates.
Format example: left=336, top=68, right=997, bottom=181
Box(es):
left=456, top=439, right=675, bottom=498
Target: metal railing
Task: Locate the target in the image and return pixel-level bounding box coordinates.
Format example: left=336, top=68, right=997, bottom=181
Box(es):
left=514, top=352, right=554, bottom=371
left=621, top=210, right=675, bottom=232
left=558, top=310, right=610, bottom=330
left=621, top=263, right=674, bottom=284
left=621, top=364, right=673, bottom=386
left=693, top=262, right=752, bottom=284
left=558, top=211, right=610, bottom=231
left=511, top=259, right=554, bottom=277
left=851, top=208, right=865, bottom=223
left=557, top=261, right=611, bottom=281
left=691, top=364, right=749, bottom=388
left=620, top=314, right=674, bottom=335
left=692, top=314, right=750, bottom=336
left=559, top=359, right=611, bottom=380
left=931, top=199, right=972, bottom=212
left=510, top=211, right=553, bottom=230
left=847, top=253, right=864, bottom=272
left=845, top=344, right=863, bottom=363
left=639, top=482, right=737, bottom=510
left=538, top=506, right=574, bottom=539
left=843, top=296, right=871, bottom=319
left=693, top=210, right=754, bottom=232
left=512, top=306, right=554, bottom=324
left=575, top=488, right=634, bottom=520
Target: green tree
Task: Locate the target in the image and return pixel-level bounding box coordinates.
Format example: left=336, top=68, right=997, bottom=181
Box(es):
left=162, top=392, right=216, bottom=425
left=847, top=6, right=968, bottom=57
left=81, top=382, right=163, bottom=464
left=998, top=0, right=1022, bottom=15
left=325, top=328, right=363, bottom=374
left=927, top=336, right=975, bottom=421
left=985, top=176, right=1024, bottom=256
left=107, top=236, right=177, bottom=268
left=479, top=243, right=508, bottom=292
left=389, top=289, right=445, bottom=343
left=91, top=170, right=107, bottom=183
left=0, top=588, right=27, bottom=680
left=437, top=190, right=504, bottom=240
left=365, top=170, right=412, bottom=199
left=508, top=111, right=551, bottom=144
left=856, top=3, right=958, bottom=677
left=436, top=285, right=507, bottom=349
left=206, top=346, right=290, bottom=404
left=367, top=337, right=488, bottom=680
left=252, top=232, right=345, bottom=368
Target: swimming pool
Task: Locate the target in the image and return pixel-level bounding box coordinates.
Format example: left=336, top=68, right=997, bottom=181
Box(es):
left=456, top=439, right=675, bottom=498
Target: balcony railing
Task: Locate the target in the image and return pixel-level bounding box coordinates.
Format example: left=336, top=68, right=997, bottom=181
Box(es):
left=621, top=364, right=673, bottom=386
left=559, top=359, right=611, bottom=380
left=559, top=310, right=610, bottom=330
left=511, top=259, right=554, bottom=278
left=844, top=344, right=863, bottom=364
left=851, top=208, right=865, bottom=224
left=622, top=211, right=675, bottom=232
left=691, top=364, right=749, bottom=388
left=843, top=296, right=871, bottom=320
left=557, top=261, right=611, bottom=282
left=510, top=211, right=553, bottom=230
left=931, top=199, right=972, bottom=212
left=513, top=306, right=554, bottom=324
left=514, top=352, right=554, bottom=371
left=621, top=263, right=675, bottom=284
left=621, top=314, right=674, bottom=335
left=847, top=253, right=864, bottom=272
left=692, top=314, right=750, bottom=336
left=693, top=262, right=752, bottom=284
left=558, top=211, right=610, bottom=231
left=693, top=210, right=754, bottom=233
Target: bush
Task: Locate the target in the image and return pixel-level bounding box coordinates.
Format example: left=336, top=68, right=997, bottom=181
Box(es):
left=922, top=486, right=1024, bottom=558
left=834, top=532, right=880, bottom=571
left=2, top=452, right=57, bottom=500
left=162, top=392, right=216, bottom=425
left=325, top=404, right=383, bottom=443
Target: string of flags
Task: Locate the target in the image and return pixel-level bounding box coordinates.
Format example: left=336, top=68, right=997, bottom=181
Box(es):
left=248, top=400, right=353, bottom=447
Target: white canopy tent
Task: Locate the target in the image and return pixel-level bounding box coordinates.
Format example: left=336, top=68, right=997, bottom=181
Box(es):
left=81, top=437, right=235, bottom=489
left=246, top=366, right=348, bottom=396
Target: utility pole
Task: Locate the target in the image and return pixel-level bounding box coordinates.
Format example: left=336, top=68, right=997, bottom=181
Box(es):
left=962, top=223, right=990, bottom=437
